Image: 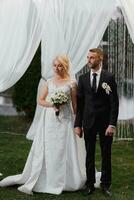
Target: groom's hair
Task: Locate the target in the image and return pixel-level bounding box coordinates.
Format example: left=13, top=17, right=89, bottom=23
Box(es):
left=89, top=48, right=104, bottom=60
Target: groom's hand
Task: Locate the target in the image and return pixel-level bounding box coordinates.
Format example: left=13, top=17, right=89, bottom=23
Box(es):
left=105, top=125, right=116, bottom=136
left=74, top=127, right=83, bottom=138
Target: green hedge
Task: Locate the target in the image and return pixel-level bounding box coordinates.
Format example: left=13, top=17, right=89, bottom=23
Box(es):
left=12, top=46, right=41, bottom=119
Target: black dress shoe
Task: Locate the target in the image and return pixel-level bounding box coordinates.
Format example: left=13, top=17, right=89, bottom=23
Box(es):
left=83, top=186, right=95, bottom=196
left=102, top=187, right=112, bottom=197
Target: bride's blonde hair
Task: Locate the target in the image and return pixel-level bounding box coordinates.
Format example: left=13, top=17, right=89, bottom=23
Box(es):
left=53, top=55, right=70, bottom=78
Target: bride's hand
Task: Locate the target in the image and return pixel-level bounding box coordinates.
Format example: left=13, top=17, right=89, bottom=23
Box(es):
left=74, top=127, right=83, bottom=138
left=53, top=106, right=59, bottom=112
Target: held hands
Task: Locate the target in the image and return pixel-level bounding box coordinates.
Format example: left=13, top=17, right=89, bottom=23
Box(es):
left=74, top=125, right=115, bottom=137
left=74, top=127, right=83, bottom=138
left=105, top=125, right=116, bottom=136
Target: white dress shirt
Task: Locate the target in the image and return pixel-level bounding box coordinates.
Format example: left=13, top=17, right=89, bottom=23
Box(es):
left=90, top=67, right=102, bottom=90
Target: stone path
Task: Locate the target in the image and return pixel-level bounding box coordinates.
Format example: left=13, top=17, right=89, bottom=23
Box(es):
left=0, top=105, right=18, bottom=116
left=0, top=96, right=18, bottom=116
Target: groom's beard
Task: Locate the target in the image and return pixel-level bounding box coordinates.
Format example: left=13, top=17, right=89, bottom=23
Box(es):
left=88, top=63, right=99, bottom=70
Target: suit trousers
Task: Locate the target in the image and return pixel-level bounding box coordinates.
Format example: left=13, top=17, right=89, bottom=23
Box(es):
left=84, top=124, right=113, bottom=188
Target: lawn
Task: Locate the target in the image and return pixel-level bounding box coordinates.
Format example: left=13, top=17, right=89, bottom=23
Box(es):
left=0, top=116, right=31, bottom=134
left=0, top=116, right=134, bottom=200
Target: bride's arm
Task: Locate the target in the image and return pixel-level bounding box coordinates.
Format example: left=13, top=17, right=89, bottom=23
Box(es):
left=39, top=83, right=53, bottom=108
left=71, top=81, right=77, bottom=115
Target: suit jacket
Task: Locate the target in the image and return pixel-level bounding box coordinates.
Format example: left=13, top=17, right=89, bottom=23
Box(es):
left=74, top=69, right=119, bottom=130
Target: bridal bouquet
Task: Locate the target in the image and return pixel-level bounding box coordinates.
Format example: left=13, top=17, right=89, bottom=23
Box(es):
left=51, top=91, right=69, bottom=116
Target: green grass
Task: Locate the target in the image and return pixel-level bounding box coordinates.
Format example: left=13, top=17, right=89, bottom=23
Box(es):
left=0, top=116, right=31, bottom=134
left=0, top=116, right=134, bottom=200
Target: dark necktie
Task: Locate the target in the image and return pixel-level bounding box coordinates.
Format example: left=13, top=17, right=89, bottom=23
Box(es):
left=92, top=73, right=97, bottom=93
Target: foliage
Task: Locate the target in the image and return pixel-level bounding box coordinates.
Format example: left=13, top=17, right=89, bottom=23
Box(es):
left=0, top=116, right=31, bottom=134
left=12, top=46, right=41, bottom=119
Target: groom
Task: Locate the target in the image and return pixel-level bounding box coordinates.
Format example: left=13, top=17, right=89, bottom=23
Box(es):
left=74, top=48, right=119, bottom=196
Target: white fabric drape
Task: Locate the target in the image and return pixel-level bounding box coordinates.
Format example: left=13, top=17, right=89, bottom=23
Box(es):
left=0, top=0, right=134, bottom=124
left=114, top=0, right=134, bottom=120
left=0, top=0, right=43, bottom=92
left=119, top=0, right=134, bottom=43
left=41, top=0, right=118, bottom=79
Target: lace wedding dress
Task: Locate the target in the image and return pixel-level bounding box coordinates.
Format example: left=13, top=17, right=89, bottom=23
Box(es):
left=0, top=79, right=101, bottom=194
left=0, top=79, right=87, bottom=195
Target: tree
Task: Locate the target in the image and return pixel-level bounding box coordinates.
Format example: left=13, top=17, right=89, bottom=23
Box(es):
left=12, top=45, right=41, bottom=119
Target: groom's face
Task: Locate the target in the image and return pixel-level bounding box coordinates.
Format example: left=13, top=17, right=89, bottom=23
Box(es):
left=87, top=52, right=102, bottom=70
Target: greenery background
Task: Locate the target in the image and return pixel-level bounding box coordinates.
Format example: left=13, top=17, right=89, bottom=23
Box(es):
left=12, top=46, right=41, bottom=119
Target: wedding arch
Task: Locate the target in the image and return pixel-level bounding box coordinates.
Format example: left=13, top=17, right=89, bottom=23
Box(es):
left=0, top=0, right=134, bottom=138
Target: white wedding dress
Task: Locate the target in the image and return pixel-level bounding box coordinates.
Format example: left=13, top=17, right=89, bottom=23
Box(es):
left=0, top=79, right=100, bottom=195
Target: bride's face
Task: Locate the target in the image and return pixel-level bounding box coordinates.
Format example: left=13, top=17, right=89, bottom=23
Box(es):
left=53, top=60, right=63, bottom=75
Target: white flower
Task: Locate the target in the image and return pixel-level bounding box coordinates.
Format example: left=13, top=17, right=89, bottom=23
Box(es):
left=102, top=82, right=112, bottom=95
left=51, top=91, right=69, bottom=106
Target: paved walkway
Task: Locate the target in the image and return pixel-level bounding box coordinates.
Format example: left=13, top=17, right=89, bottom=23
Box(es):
left=0, top=105, right=18, bottom=116
left=0, top=96, right=18, bottom=116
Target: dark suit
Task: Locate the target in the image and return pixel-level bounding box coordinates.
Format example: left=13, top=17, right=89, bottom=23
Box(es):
left=75, top=69, right=119, bottom=188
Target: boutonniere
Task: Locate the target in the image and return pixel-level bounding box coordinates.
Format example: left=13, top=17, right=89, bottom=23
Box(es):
left=102, top=82, right=112, bottom=95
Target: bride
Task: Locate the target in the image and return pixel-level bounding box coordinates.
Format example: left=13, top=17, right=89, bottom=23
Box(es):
left=0, top=55, right=100, bottom=195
